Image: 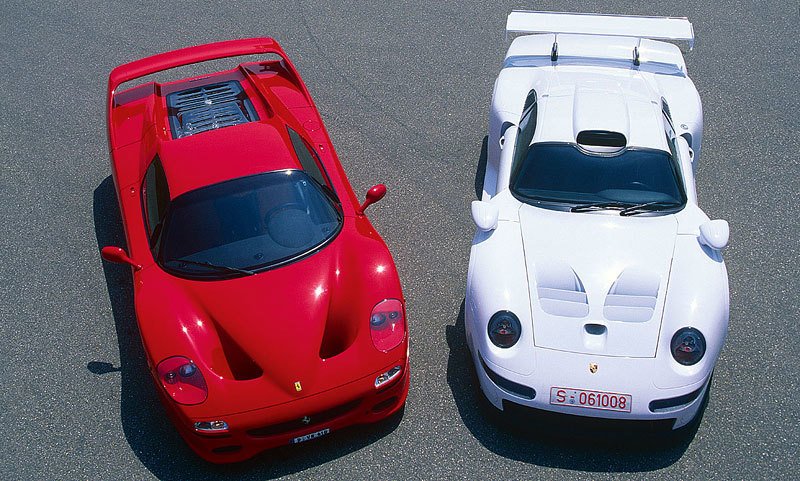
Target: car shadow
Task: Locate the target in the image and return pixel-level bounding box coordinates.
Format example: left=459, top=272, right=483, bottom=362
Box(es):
left=474, top=136, right=488, bottom=200
left=446, top=299, right=696, bottom=472
left=91, top=176, right=402, bottom=480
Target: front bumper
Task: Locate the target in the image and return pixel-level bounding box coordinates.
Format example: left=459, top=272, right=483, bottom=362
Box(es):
left=157, top=359, right=409, bottom=463
left=470, top=346, right=709, bottom=431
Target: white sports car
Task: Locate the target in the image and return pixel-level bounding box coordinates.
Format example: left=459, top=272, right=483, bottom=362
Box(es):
left=466, top=11, right=730, bottom=433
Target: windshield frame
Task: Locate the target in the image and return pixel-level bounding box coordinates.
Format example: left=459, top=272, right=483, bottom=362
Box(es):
left=509, top=141, right=687, bottom=214
left=154, top=169, right=344, bottom=280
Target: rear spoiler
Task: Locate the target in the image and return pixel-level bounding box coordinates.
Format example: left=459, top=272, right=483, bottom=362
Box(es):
left=107, top=37, right=302, bottom=117
left=506, top=10, right=694, bottom=61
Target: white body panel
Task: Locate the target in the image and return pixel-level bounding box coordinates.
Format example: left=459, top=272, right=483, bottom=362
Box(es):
left=467, top=11, right=729, bottom=430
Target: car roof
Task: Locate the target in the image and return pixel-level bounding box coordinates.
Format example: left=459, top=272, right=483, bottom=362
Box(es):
left=495, top=35, right=673, bottom=152
left=157, top=121, right=301, bottom=199
left=533, top=70, right=668, bottom=151
left=108, top=61, right=323, bottom=200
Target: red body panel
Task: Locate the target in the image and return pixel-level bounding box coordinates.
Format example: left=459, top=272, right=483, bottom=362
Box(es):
left=104, top=39, right=408, bottom=463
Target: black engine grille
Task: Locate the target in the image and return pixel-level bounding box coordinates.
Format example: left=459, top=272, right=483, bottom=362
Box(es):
left=166, top=81, right=259, bottom=139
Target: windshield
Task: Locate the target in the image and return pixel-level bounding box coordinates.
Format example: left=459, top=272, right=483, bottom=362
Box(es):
left=158, top=170, right=342, bottom=278
left=510, top=142, right=686, bottom=209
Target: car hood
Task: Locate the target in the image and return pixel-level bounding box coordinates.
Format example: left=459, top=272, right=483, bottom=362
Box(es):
left=136, top=222, right=402, bottom=413
left=519, top=205, right=677, bottom=357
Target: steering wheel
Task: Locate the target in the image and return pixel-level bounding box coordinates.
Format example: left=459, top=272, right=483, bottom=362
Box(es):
left=264, top=203, right=313, bottom=248
left=264, top=203, right=307, bottom=226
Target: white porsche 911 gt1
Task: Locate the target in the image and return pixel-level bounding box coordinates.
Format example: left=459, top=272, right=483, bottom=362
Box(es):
left=466, top=11, right=730, bottom=433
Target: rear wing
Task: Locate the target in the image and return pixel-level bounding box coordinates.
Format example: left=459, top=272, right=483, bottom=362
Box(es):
left=108, top=37, right=294, bottom=98
left=106, top=38, right=311, bottom=150
left=107, top=37, right=305, bottom=117
left=506, top=10, right=694, bottom=62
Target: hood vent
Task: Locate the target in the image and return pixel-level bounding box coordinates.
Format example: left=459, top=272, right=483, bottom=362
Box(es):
left=603, top=268, right=660, bottom=323
left=535, top=260, right=589, bottom=318
left=319, top=312, right=358, bottom=359
left=215, top=322, right=263, bottom=380
left=166, top=81, right=259, bottom=139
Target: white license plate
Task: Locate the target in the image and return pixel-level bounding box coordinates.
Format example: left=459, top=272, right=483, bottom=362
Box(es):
left=550, top=387, right=632, bottom=413
left=291, top=428, right=331, bottom=444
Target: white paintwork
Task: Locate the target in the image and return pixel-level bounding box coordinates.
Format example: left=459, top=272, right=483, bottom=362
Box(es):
left=506, top=10, right=694, bottom=50
left=520, top=207, right=675, bottom=358
left=466, top=12, right=729, bottom=430
left=699, top=220, right=730, bottom=250
left=471, top=201, right=499, bottom=232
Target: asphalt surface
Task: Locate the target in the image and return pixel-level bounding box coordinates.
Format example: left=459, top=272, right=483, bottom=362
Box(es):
left=1, top=1, right=798, bottom=479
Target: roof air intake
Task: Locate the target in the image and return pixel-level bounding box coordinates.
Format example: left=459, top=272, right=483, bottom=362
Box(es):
left=167, top=81, right=259, bottom=139
left=576, top=130, right=627, bottom=148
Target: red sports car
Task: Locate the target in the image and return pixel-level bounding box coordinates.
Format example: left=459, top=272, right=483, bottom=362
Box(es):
left=100, top=38, right=409, bottom=463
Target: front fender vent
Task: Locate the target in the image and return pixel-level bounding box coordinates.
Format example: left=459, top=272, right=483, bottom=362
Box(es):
left=167, top=81, right=259, bottom=139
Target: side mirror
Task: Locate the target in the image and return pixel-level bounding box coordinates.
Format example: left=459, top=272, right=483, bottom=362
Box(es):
left=698, top=220, right=729, bottom=250
left=359, top=184, right=387, bottom=214
left=471, top=200, right=499, bottom=232
left=101, top=246, right=142, bottom=270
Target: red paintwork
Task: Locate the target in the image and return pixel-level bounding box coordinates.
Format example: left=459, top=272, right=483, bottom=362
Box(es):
left=103, top=38, right=408, bottom=463
left=359, top=183, right=387, bottom=214
left=100, top=246, right=140, bottom=270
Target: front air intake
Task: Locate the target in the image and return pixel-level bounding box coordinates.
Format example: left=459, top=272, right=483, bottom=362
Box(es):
left=166, top=81, right=259, bottom=139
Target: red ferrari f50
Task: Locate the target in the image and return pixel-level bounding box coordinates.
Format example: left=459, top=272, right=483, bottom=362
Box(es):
left=101, top=38, right=408, bottom=463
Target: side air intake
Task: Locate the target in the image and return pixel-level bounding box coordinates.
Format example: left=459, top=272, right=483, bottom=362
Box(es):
left=167, top=81, right=259, bottom=139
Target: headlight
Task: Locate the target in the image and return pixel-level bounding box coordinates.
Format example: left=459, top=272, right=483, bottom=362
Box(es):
left=370, top=299, right=406, bottom=352
left=157, top=356, right=208, bottom=405
left=670, top=328, right=706, bottom=365
left=374, top=365, right=403, bottom=389
left=194, top=420, right=229, bottom=434
left=488, top=311, right=521, bottom=348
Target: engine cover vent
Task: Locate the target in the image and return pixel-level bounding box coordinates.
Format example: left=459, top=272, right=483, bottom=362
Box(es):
left=167, top=81, right=259, bottom=139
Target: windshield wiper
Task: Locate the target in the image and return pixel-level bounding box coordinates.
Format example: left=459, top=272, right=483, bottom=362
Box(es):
left=570, top=201, right=632, bottom=213
left=620, top=201, right=682, bottom=216
left=167, top=258, right=256, bottom=276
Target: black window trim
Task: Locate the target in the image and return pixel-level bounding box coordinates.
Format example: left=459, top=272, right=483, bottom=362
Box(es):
left=155, top=169, right=344, bottom=280
left=509, top=89, right=539, bottom=184
left=509, top=141, right=688, bottom=212
left=663, top=111, right=688, bottom=190
left=140, top=155, right=170, bottom=252
left=286, top=126, right=337, bottom=197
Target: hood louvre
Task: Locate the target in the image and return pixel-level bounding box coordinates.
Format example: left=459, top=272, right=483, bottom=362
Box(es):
left=535, top=260, right=589, bottom=318
left=603, top=268, right=660, bottom=323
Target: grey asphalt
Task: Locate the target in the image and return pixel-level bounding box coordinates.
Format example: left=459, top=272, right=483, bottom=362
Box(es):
left=1, top=1, right=797, bottom=479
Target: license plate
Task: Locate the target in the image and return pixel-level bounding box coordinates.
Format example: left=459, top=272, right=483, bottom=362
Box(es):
left=550, top=387, right=632, bottom=413
left=291, top=428, right=331, bottom=444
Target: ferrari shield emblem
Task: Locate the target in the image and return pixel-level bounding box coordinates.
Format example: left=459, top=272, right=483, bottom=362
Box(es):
left=294, top=381, right=302, bottom=392
left=589, top=363, right=598, bottom=374
left=301, top=415, right=312, bottom=425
